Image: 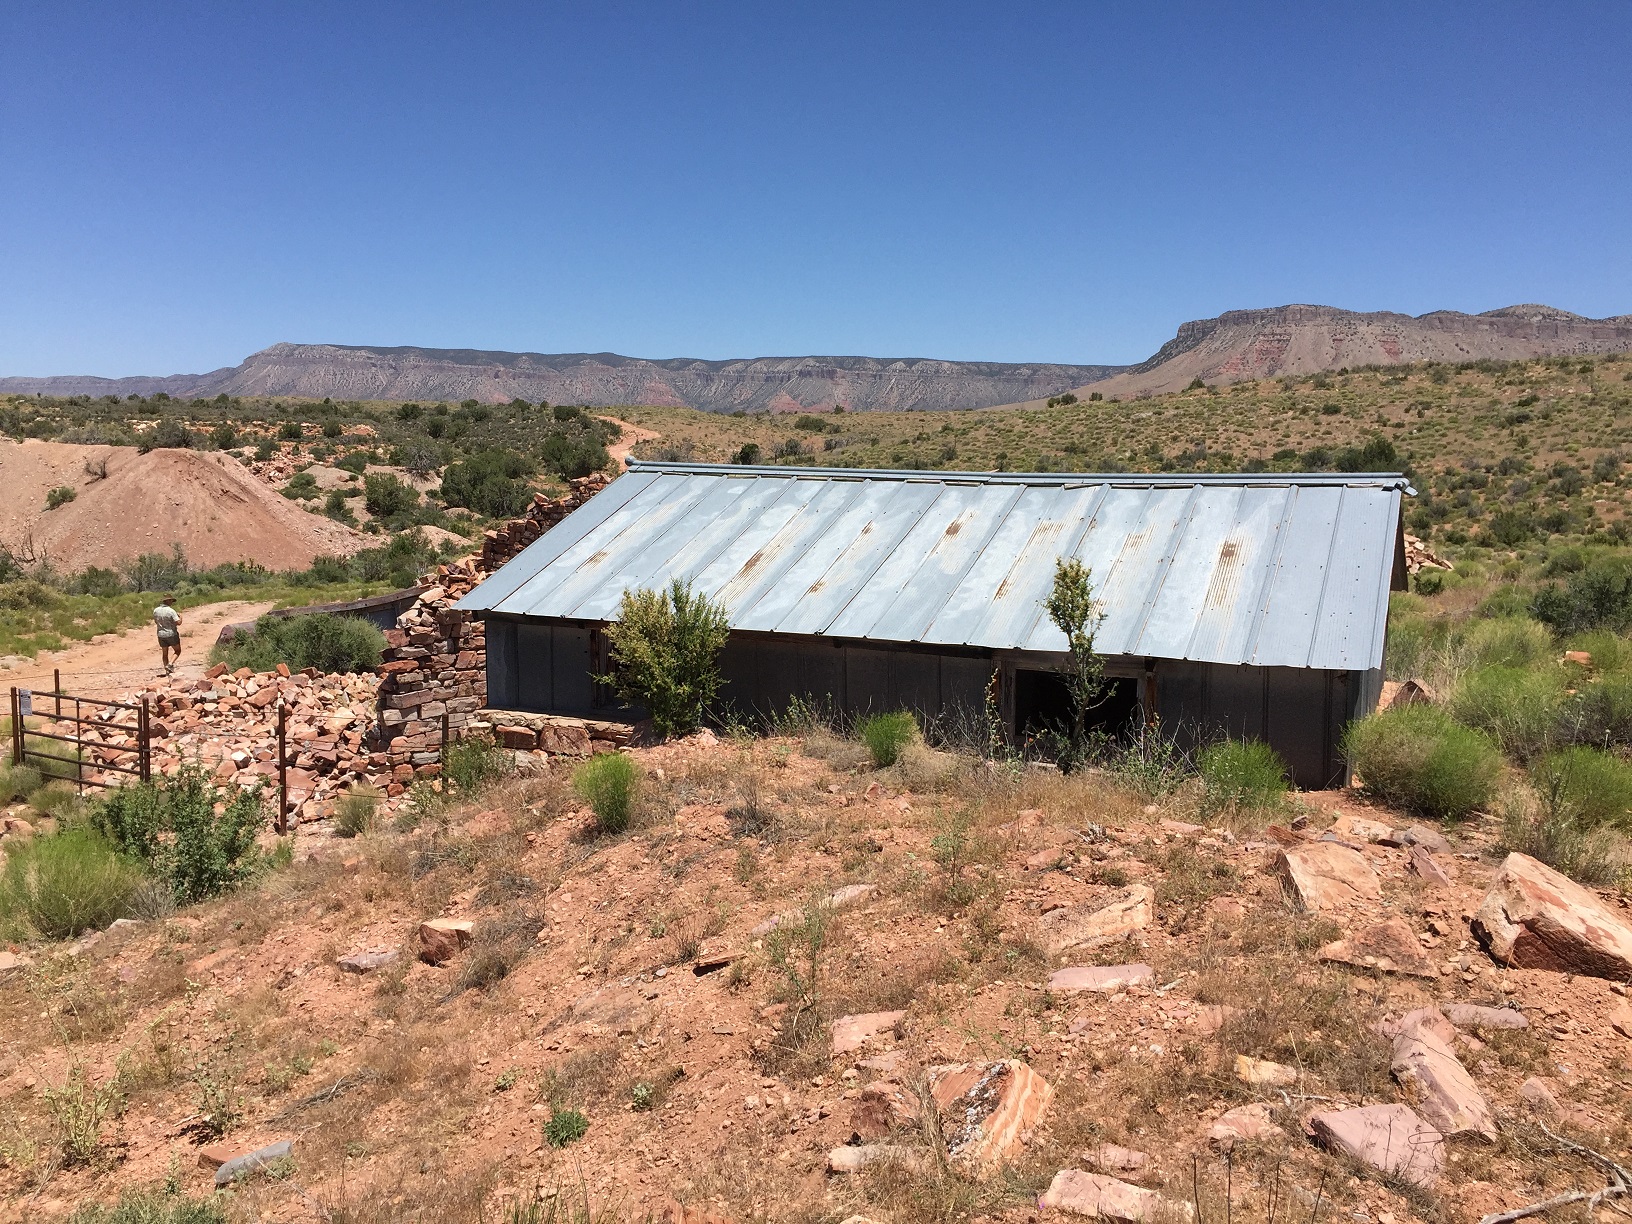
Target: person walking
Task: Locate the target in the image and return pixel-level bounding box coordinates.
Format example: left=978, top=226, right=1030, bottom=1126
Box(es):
left=154, top=595, right=183, bottom=673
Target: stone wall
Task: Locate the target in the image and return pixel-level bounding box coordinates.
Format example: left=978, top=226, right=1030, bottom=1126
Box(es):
left=374, top=473, right=612, bottom=778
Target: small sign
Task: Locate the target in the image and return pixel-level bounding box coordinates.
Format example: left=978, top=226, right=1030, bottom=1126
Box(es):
left=16, top=690, right=31, bottom=717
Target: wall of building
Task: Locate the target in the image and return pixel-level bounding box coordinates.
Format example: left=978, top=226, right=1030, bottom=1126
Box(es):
left=482, top=617, right=1370, bottom=787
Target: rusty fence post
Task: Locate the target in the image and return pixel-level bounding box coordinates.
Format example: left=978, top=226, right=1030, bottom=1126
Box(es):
left=138, top=696, right=152, bottom=783
left=53, top=669, right=61, bottom=718
left=277, top=701, right=289, bottom=835
left=441, top=711, right=449, bottom=754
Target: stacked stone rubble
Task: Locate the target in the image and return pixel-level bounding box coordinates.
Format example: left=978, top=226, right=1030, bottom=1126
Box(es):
left=41, top=663, right=391, bottom=821
left=480, top=474, right=609, bottom=571
left=375, top=472, right=614, bottom=770
left=375, top=588, right=485, bottom=781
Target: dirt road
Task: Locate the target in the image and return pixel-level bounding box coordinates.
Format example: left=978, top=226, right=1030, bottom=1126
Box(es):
left=0, top=599, right=275, bottom=701
left=599, top=417, right=661, bottom=468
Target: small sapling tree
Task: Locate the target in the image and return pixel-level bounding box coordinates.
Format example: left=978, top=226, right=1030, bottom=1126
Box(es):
left=1044, top=557, right=1108, bottom=770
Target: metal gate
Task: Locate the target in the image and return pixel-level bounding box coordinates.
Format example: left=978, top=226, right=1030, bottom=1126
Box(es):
left=9, top=685, right=152, bottom=792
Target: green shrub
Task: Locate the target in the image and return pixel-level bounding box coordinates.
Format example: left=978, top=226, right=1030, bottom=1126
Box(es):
left=281, top=472, right=319, bottom=501
left=29, top=781, right=83, bottom=820
left=1557, top=674, right=1632, bottom=748
left=1564, top=629, right=1632, bottom=674
left=211, top=612, right=385, bottom=674
left=0, top=763, right=43, bottom=802
left=1198, top=739, right=1288, bottom=813
left=604, top=580, right=731, bottom=738
left=277, top=421, right=303, bottom=442
left=543, top=1106, right=589, bottom=1148
left=444, top=733, right=512, bottom=793
left=1530, top=747, right=1632, bottom=830
left=333, top=784, right=380, bottom=838
left=71, top=1188, right=228, bottom=1224
left=45, top=485, right=77, bottom=510
left=0, top=826, right=142, bottom=939
left=1500, top=786, right=1628, bottom=887
left=91, top=766, right=265, bottom=905
left=1464, top=617, right=1554, bottom=670
left=1344, top=704, right=1501, bottom=821
left=1532, top=556, right=1632, bottom=634
left=1449, top=665, right=1567, bottom=762
left=210, top=423, right=237, bottom=450
left=439, top=449, right=537, bottom=518
left=363, top=473, right=419, bottom=519
left=857, top=711, right=919, bottom=767
left=573, top=753, right=639, bottom=835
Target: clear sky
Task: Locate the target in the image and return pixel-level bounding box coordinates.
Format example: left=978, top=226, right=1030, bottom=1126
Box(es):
left=2, top=2, right=1629, bottom=376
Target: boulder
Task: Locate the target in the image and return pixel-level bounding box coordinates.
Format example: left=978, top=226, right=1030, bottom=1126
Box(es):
left=1039, top=887, right=1154, bottom=954
left=1329, top=814, right=1393, bottom=843
left=1275, top=843, right=1380, bottom=911
left=929, top=1060, right=1053, bottom=1179
left=214, top=1139, right=294, bottom=1187
left=1407, top=845, right=1452, bottom=886
left=1519, top=1077, right=1562, bottom=1116
left=1039, top=1170, right=1190, bottom=1223
left=1444, top=1003, right=1529, bottom=1032
left=1047, top=964, right=1154, bottom=994
left=1389, top=1008, right=1497, bottom=1141
left=1472, top=853, right=1632, bottom=979
left=1317, top=918, right=1437, bottom=978
left=831, top=1011, right=905, bottom=1056
left=417, top=918, right=474, bottom=965
left=1085, top=1143, right=1152, bottom=1176
left=1612, top=1002, right=1632, bottom=1040
left=337, top=948, right=400, bottom=975
left=1307, top=1104, right=1443, bottom=1188
left=1207, top=1103, right=1283, bottom=1150
left=1233, top=1054, right=1296, bottom=1087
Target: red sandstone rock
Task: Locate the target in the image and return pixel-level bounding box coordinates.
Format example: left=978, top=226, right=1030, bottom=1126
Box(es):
left=1308, top=1104, right=1443, bottom=1187
left=1275, top=842, right=1380, bottom=911
left=1472, top=853, right=1632, bottom=978
left=1039, top=887, right=1154, bottom=954
left=929, top=1060, right=1053, bottom=1179
left=417, top=918, right=474, bottom=965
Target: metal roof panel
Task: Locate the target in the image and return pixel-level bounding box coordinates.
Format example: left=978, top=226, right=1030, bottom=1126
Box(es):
left=468, top=463, right=1405, bottom=670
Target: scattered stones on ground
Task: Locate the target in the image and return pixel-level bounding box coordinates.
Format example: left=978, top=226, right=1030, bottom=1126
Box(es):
left=1275, top=842, right=1381, bottom=912
left=1039, top=886, right=1154, bottom=954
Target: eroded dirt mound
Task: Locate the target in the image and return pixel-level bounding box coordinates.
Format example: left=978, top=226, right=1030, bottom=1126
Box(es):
left=0, top=440, right=368, bottom=571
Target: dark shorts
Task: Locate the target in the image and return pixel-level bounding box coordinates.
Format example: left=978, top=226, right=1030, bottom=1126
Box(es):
left=158, top=629, right=180, bottom=648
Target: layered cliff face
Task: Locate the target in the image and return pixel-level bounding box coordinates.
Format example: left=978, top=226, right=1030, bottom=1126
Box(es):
left=0, top=345, right=1125, bottom=413
left=1070, top=304, right=1632, bottom=401
left=8, top=303, right=1631, bottom=411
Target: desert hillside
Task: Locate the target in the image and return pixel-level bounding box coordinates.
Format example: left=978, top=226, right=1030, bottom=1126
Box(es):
left=0, top=440, right=369, bottom=571
left=1024, top=304, right=1632, bottom=404
left=2, top=726, right=1630, bottom=1223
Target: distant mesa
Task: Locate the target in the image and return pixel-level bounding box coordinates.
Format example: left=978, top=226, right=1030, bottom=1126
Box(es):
left=1058, top=303, right=1632, bottom=404
left=5, top=302, right=1630, bottom=413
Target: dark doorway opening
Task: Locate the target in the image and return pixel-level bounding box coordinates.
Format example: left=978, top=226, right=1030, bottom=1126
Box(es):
left=1014, top=670, right=1142, bottom=747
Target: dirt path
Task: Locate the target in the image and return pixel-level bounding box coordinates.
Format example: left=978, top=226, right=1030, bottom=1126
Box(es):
left=598, top=416, right=662, bottom=468
left=0, top=599, right=275, bottom=701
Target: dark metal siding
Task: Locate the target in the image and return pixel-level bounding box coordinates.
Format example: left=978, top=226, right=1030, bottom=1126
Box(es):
left=1154, top=660, right=1349, bottom=789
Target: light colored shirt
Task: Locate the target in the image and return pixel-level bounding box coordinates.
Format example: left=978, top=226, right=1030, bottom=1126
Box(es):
left=154, top=605, right=180, bottom=630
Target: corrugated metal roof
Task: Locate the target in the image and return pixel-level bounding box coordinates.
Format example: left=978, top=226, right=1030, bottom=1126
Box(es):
left=458, top=462, right=1410, bottom=670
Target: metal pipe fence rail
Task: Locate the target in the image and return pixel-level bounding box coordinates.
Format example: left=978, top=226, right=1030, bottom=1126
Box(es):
left=9, top=680, right=152, bottom=792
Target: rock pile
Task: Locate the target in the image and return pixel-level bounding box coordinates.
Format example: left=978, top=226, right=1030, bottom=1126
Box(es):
left=30, top=663, right=392, bottom=821
left=479, top=474, right=609, bottom=571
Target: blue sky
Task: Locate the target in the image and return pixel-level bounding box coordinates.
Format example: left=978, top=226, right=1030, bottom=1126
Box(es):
left=2, top=2, right=1628, bottom=375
